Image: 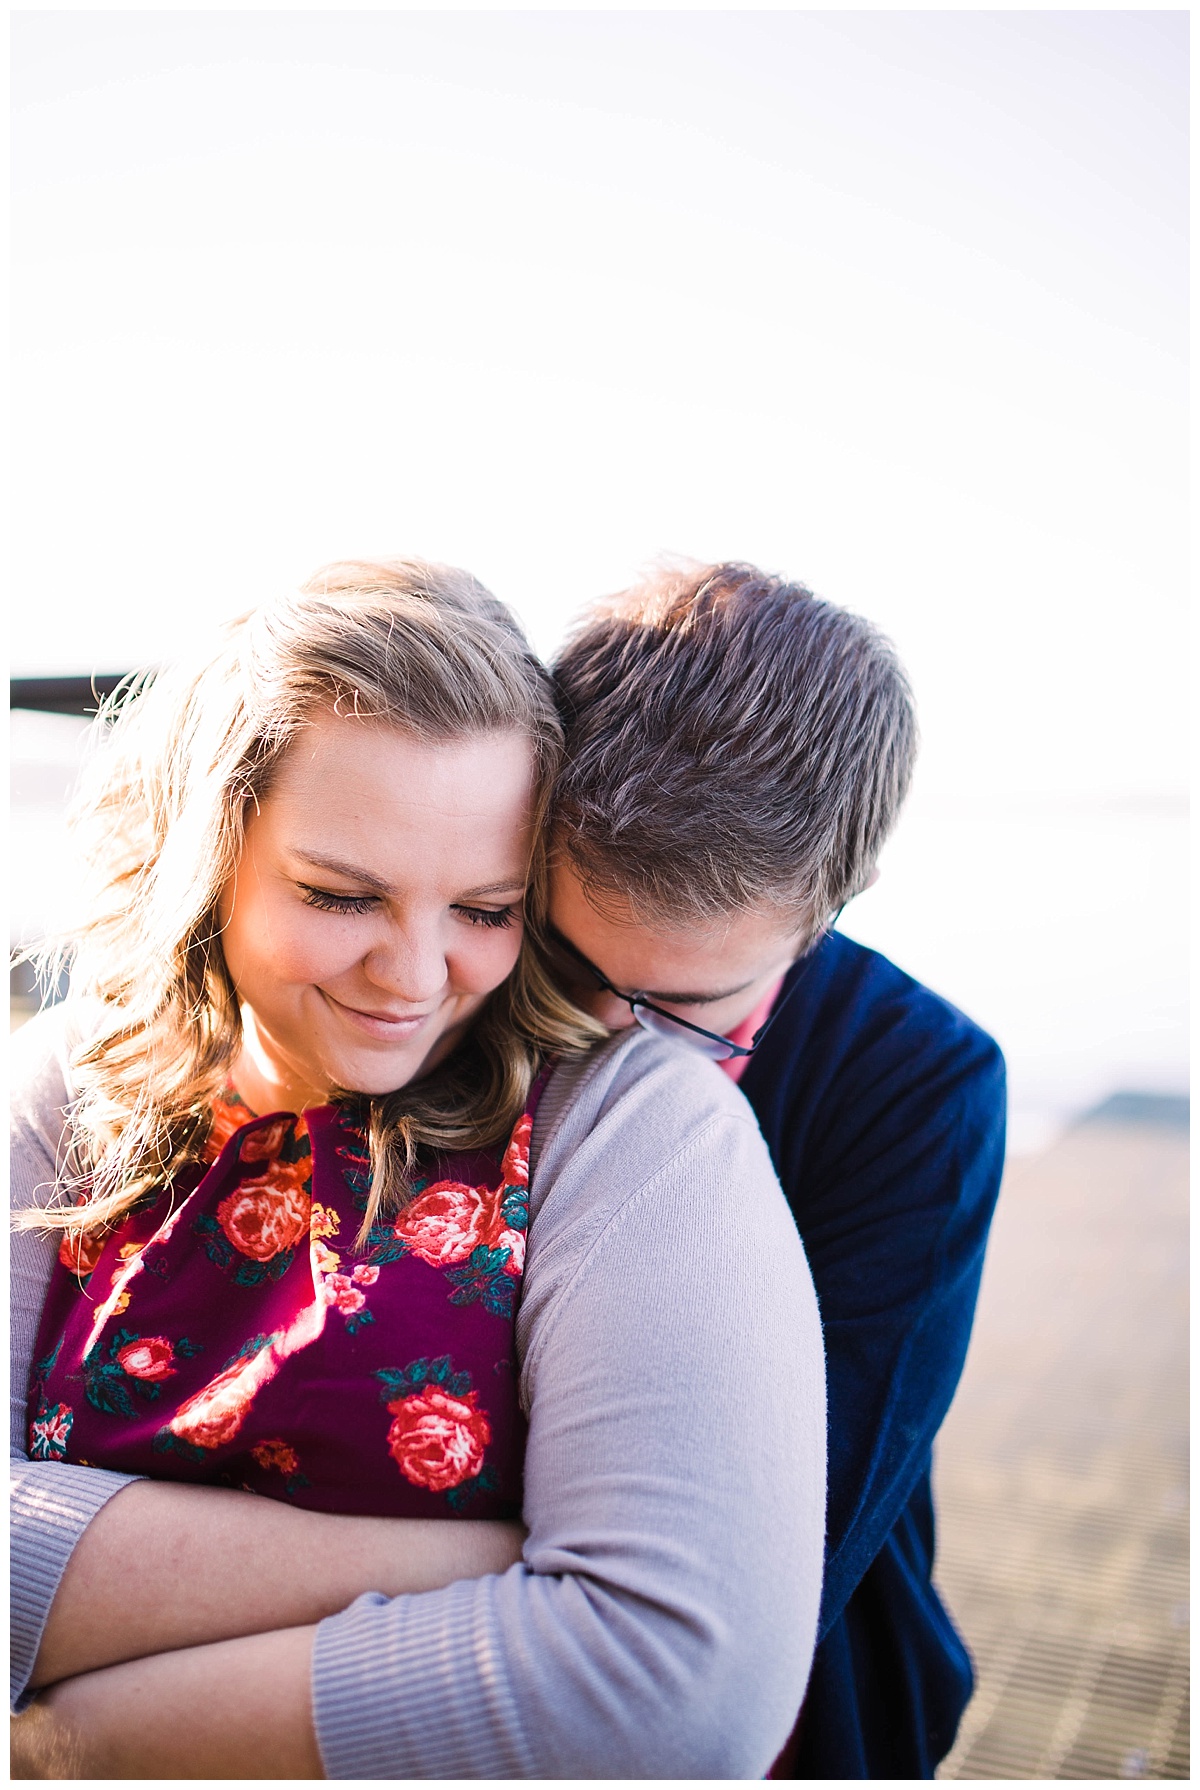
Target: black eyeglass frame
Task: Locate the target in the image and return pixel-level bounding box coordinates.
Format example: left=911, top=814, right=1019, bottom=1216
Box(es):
left=546, top=914, right=842, bottom=1061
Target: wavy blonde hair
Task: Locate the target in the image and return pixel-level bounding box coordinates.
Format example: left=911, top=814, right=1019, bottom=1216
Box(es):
left=20, top=558, right=604, bottom=1242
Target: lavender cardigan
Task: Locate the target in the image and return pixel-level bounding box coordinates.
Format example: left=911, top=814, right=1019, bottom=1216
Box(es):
left=11, top=1011, right=825, bottom=1778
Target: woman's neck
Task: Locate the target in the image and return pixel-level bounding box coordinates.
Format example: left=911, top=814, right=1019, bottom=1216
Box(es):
left=233, top=1007, right=331, bottom=1116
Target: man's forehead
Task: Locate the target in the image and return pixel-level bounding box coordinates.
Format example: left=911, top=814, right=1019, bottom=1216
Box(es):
left=548, top=863, right=804, bottom=999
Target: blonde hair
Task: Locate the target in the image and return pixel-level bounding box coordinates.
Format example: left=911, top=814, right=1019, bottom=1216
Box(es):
left=21, top=558, right=604, bottom=1243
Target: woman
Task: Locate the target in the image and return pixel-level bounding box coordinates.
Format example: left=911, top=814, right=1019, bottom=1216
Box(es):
left=11, top=559, right=825, bottom=1778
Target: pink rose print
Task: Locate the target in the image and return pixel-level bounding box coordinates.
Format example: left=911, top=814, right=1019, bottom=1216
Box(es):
left=217, top=1161, right=310, bottom=1261
left=115, top=1336, right=176, bottom=1381
left=386, top=1387, right=491, bottom=1492
left=323, top=1273, right=366, bottom=1316
left=352, top=1263, right=379, bottom=1286
left=248, top=1434, right=310, bottom=1496
left=239, top=1120, right=289, bottom=1163
left=499, top=1112, right=533, bottom=1189
left=490, top=1227, right=526, bottom=1276
left=58, top=1226, right=106, bottom=1279
left=203, top=1095, right=251, bottom=1163
left=169, top=1355, right=263, bottom=1450
left=111, top=1241, right=144, bottom=1288
left=393, top=1181, right=496, bottom=1268
left=252, top=1438, right=301, bottom=1476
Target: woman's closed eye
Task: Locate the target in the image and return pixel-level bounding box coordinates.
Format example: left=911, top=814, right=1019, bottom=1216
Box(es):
left=300, top=885, right=517, bottom=930
left=455, top=904, right=518, bottom=930
left=299, top=884, right=379, bottom=916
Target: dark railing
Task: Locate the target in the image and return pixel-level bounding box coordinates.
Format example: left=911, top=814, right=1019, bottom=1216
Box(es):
left=13, top=677, right=132, bottom=1013
left=11, top=675, right=130, bottom=715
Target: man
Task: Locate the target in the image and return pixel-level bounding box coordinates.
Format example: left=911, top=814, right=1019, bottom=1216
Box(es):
left=546, top=561, right=1006, bottom=1778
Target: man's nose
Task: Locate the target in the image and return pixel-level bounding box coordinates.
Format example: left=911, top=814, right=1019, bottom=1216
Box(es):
left=589, top=990, right=637, bottom=1030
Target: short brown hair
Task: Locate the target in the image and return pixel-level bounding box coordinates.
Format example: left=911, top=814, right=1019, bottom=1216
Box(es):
left=551, top=561, right=918, bottom=932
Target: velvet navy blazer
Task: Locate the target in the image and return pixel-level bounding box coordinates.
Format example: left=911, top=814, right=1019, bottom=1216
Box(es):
left=739, top=931, right=1007, bottom=1778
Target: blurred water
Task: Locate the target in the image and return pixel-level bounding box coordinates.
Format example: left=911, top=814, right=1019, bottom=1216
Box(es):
left=10, top=707, right=1188, bottom=1153
left=11, top=709, right=96, bottom=948
left=838, top=780, right=1189, bottom=1153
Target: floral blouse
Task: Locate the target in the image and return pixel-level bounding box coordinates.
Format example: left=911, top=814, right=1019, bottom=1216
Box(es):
left=28, top=1080, right=545, bottom=1520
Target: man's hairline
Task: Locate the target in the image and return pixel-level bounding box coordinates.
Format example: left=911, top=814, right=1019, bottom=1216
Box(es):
left=548, top=839, right=812, bottom=939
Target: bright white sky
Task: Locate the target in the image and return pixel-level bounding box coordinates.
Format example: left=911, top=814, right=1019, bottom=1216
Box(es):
left=10, top=10, right=1189, bottom=1130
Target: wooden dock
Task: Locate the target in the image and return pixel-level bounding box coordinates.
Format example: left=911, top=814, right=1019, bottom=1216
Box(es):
left=935, top=1100, right=1189, bottom=1779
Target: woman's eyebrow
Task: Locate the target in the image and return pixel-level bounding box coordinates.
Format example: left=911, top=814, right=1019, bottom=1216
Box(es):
left=293, top=851, right=394, bottom=894
left=459, top=879, right=528, bottom=899
left=295, top=844, right=394, bottom=887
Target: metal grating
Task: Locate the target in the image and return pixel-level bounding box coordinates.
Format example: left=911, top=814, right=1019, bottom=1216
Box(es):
left=933, top=1115, right=1188, bottom=1780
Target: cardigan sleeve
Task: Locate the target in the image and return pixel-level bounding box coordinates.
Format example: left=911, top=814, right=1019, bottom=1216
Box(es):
left=9, top=1009, right=144, bottom=1712
left=311, top=1032, right=827, bottom=1779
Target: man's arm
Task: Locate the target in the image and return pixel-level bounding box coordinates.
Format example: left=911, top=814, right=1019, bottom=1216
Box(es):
left=16, top=1036, right=825, bottom=1782
left=745, top=959, right=1007, bottom=1636
left=823, top=1040, right=1004, bottom=1631
left=308, top=1053, right=825, bottom=1781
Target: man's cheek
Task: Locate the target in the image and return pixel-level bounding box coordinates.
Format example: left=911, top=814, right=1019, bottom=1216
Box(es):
left=590, top=993, right=637, bottom=1029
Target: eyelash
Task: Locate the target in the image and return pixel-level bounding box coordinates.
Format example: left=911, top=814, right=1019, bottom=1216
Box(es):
left=455, top=905, right=517, bottom=931
left=299, top=886, right=517, bottom=930
left=300, top=886, right=377, bottom=915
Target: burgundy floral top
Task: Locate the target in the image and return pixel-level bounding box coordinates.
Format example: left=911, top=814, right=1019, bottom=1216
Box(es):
left=28, top=1080, right=545, bottom=1519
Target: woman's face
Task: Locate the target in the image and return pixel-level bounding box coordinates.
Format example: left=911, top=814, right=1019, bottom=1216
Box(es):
left=218, top=711, right=536, bottom=1113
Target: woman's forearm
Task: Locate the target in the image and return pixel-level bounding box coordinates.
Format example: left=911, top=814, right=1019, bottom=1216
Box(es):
left=30, top=1477, right=524, bottom=1690
left=13, top=1626, right=322, bottom=1780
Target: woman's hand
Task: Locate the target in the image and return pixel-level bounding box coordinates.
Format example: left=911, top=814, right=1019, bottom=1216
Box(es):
left=13, top=1627, right=322, bottom=1779
left=31, top=1479, right=526, bottom=1690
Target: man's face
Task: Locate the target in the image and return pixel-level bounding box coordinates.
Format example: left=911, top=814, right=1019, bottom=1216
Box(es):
left=547, top=862, right=810, bottom=1042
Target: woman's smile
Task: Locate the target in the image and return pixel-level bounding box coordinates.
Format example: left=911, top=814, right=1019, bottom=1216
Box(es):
left=318, top=989, right=437, bottom=1040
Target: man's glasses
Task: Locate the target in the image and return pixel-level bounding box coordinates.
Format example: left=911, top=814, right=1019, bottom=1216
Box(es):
left=546, top=917, right=840, bottom=1063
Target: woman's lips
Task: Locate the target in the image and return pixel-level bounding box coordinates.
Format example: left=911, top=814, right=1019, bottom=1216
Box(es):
left=321, top=990, right=434, bottom=1041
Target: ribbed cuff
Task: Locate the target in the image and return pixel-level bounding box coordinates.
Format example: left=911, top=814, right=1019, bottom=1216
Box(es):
left=9, top=1461, right=144, bottom=1710
left=312, top=1579, right=532, bottom=1780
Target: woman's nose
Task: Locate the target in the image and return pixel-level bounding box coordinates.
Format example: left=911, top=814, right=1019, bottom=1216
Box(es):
left=362, top=924, right=447, bottom=1005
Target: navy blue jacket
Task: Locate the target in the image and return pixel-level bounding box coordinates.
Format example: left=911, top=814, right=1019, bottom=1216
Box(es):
left=739, top=932, right=1006, bottom=1778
